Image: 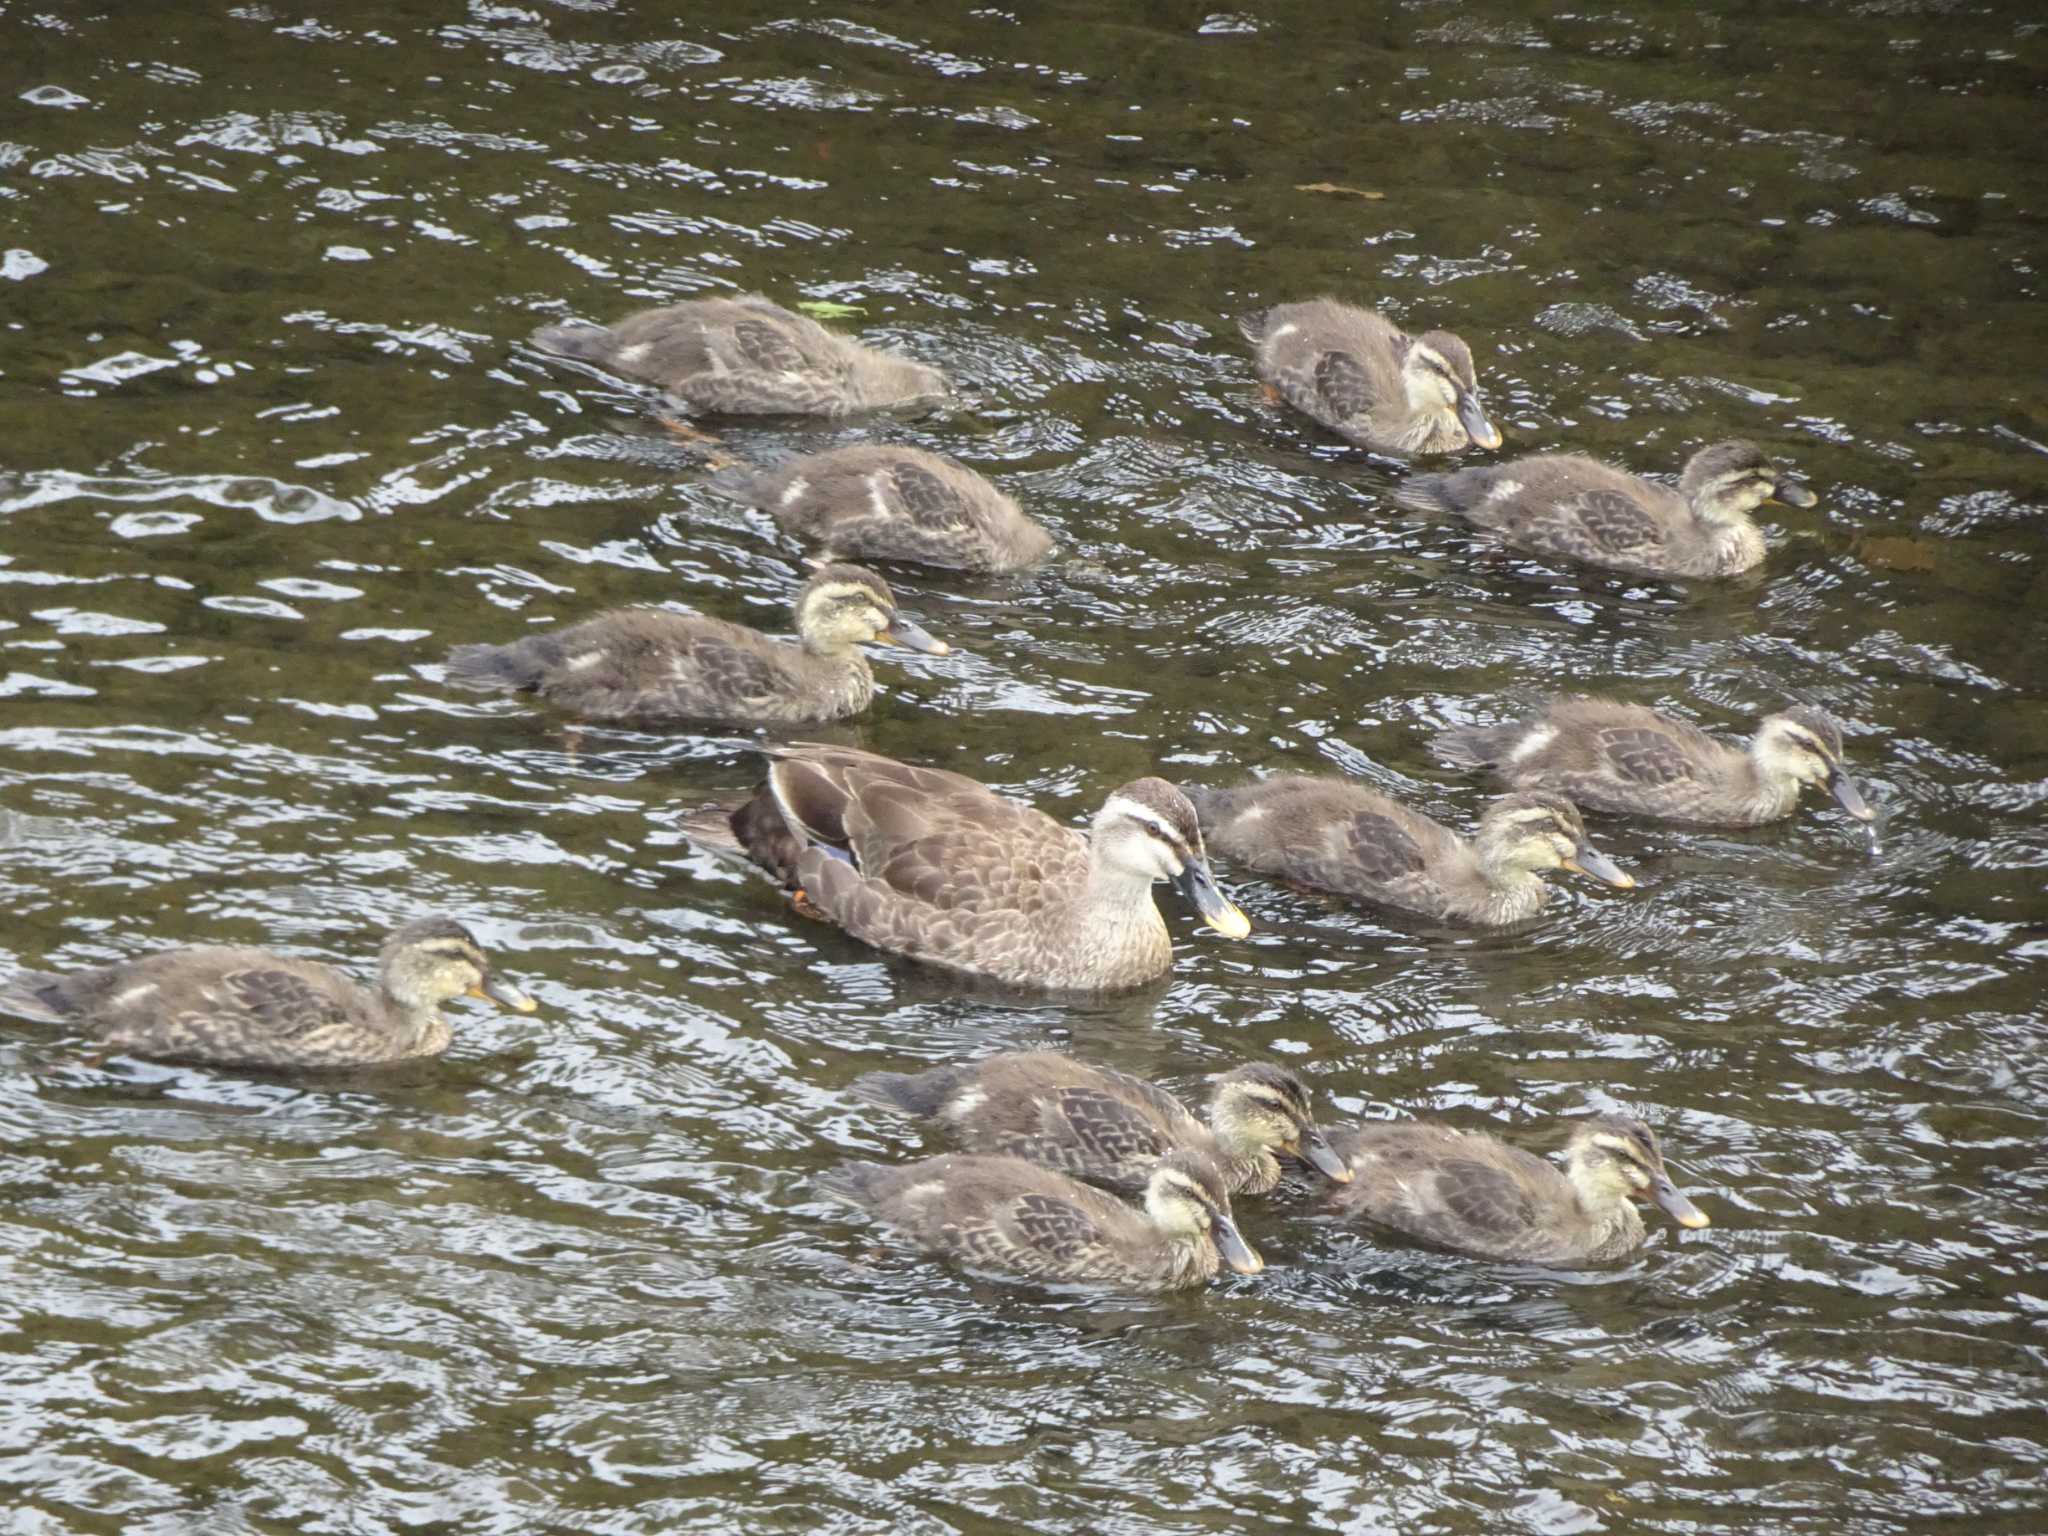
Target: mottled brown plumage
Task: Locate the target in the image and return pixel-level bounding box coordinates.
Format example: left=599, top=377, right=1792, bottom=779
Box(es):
left=849, top=1052, right=1350, bottom=1194
left=443, top=564, right=947, bottom=727
left=0, top=916, right=535, bottom=1069
left=686, top=745, right=1250, bottom=991
left=714, top=444, right=1053, bottom=572
left=1395, top=440, right=1817, bottom=578
left=1327, top=1113, right=1709, bottom=1265
left=532, top=294, right=950, bottom=418
left=1241, top=299, right=1499, bottom=456
left=819, top=1148, right=1263, bottom=1292
left=1434, top=698, right=1874, bottom=827
left=1190, top=778, right=1634, bottom=925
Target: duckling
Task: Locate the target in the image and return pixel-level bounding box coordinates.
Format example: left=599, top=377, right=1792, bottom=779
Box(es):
left=710, top=444, right=1054, bottom=573
left=443, top=564, right=947, bottom=727
left=1394, top=439, right=1816, bottom=578
left=0, top=917, right=535, bottom=1070
left=1189, top=779, right=1634, bottom=926
left=686, top=744, right=1250, bottom=992
left=1434, top=697, right=1873, bottom=827
left=1325, top=1112, right=1709, bottom=1265
left=819, top=1148, right=1263, bottom=1293
left=850, top=1052, right=1351, bottom=1195
left=1240, top=298, right=1500, bottom=456
left=532, top=294, right=950, bottom=418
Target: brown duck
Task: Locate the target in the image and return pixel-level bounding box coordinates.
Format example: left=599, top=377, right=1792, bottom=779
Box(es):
left=443, top=564, right=947, bottom=727
left=0, top=917, right=535, bottom=1069
left=532, top=294, right=950, bottom=418
left=819, top=1148, right=1263, bottom=1292
left=1325, top=1113, right=1710, bottom=1265
left=1189, top=778, right=1633, bottom=925
left=849, top=1052, right=1351, bottom=1194
left=1395, top=439, right=1816, bottom=578
left=1241, top=298, right=1500, bottom=456
left=1434, top=698, right=1873, bottom=827
left=689, top=744, right=1250, bottom=991
left=712, top=444, right=1053, bottom=572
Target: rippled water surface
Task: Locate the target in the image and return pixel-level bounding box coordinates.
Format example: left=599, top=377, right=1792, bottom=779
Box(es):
left=3, top=2, right=2046, bottom=1531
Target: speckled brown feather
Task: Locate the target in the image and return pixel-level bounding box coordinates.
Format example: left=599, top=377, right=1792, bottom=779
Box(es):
left=730, top=444, right=1053, bottom=572
left=532, top=294, right=949, bottom=418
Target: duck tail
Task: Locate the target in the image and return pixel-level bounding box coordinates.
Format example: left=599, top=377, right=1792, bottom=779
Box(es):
left=1390, top=472, right=1459, bottom=515
left=1432, top=720, right=1521, bottom=769
left=701, top=463, right=763, bottom=504
left=1235, top=308, right=1271, bottom=347
left=676, top=788, right=803, bottom=887
left=529, top=321, right=616, bottom=364
left=0, top=971, right=71, bottom=1025
left=847, top=1063, right=969, bottom=1120
left=443, top=635, right=562, bottom=693
left=816, top=1160, right=888, bottom=1208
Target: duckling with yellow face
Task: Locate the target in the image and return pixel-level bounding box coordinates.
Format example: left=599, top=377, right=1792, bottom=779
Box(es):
left=1397, top=438, right=1817, bottom=578
left=443, top=564, right=947, bottom=727
left=1242, top=298, right=1500, bottom=456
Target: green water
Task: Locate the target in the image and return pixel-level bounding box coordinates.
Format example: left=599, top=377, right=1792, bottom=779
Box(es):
left=2, top=3, right=2045, bottom=1532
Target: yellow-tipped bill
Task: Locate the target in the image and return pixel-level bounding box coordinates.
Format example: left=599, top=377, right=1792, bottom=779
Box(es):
left=471, top=976, right=538, bottom=1014
left=1175, top=861, right=1251, bottom=940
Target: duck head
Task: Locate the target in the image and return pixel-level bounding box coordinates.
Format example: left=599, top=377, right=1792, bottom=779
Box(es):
left=792, top=563, right=949, bottom=657
left=1093, top=779, right=1250, bottom=939
left=1752, top=707, right=1872, bottom=821
left=1403, top=329, right=1501, bottom=451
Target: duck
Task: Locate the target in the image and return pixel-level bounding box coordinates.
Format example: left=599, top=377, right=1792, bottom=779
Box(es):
left=1188, top=778, right=1634, bottom=926
left=1325, top=1112, right=1710, bottom=1265
left=849, top=1052, right=1351, bottom=1195
left=442, top=564, right=947, bottom=727
left=0, top=916, right=535, bottom=1070
left=819, top=1148, right=1263, bottom=1293
left=1393, top=439, right=1816, bottom=578
left=531, top=294, right=950, bottom=418
left=1433, top=697, right=1873, bottom=827
left=1240, top=298, right=1500, bottom=456
left=709, top=444, right=1054, bottom=573
left=685, top=744, right=1250, bottom=991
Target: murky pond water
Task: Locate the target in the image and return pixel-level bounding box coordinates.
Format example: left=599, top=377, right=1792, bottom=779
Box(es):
left=3, top=2, right=2046, bottom=1531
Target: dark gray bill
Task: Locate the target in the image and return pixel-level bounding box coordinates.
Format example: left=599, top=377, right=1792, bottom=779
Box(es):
left=1827, top=768, right=1874, bottom=822
left=1211, top=1214, right=1265, bottom=1274
left=879, top=615, right=951, bottom=655
left=1770, top=475, right=1817, bottom=509
left=473, top=975, right=538, bottom=1014
left=1457, top=391, right=1502, bottom=450
left=1563, top=842, right=1636, bottom=890
left=1300, top=1129, right=1353, bottom=1184
left=1651, top=1175, right=1709, bottom=1230
left=1172, top=861, right=1251, bottom=940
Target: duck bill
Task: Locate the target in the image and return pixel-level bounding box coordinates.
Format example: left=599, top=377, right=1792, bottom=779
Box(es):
left=1826, top=768, right=1874, bottom=822
left=1458, top=392, right=1502, bottom=450
left=878, top=615, right=950, bottom=655
left=1651, top=1175, right=1710, bottom=1230
left=1300, top=1129, right=1354, bottom=1184
left=1562, top=843, right=1636, bottom=890
left=471, top=976, right=538, bottom=1014
left=1173, top=861, right=1251, bottom=940
left=1769, top=476, right=1818, bottom=509
left=1212, top=1215, right=1265, bottom=1275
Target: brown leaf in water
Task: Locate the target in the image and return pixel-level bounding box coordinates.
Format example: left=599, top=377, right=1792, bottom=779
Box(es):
left=1295, top=181, right=1385, bottom=200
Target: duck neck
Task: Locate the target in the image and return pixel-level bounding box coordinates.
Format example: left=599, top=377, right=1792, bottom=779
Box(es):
left=1210, top=1137, right=1281, bottom=1195
left=1691, top=504, right=1766, bottom=574
left=1736, top=749, right=1805, bottom=824
left=1394, top=406, right=1461, bottom=455
left=1072, top=860, right=1172, bottom=977
left=380, top=989, right=453, bottom=1058
left=793, top=641, right=876, bottom=712
left=1470, top=846, right=1550, bottom=925
left=1564, top=1156, right=1648, bottom=1259
left=1144, top=1227, right=1222, bottom=1288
